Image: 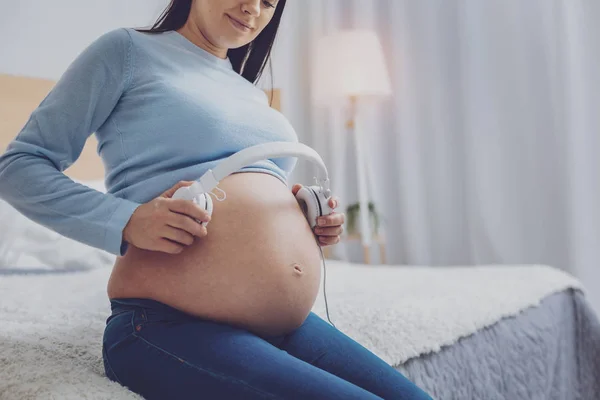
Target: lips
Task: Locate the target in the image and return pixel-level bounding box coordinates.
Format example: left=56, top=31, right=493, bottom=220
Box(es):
left=227, top=14, right=253, bottom=31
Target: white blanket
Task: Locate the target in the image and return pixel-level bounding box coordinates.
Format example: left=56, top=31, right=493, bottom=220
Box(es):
left=0, top=261, right=583, bottom=400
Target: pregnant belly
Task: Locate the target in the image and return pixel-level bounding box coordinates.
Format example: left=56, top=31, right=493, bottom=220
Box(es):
left=107, top=172, right=324, bottom=337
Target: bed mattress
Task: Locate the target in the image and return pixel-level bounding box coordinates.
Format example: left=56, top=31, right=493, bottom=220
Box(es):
left=0, top=261, right=596, bottom=399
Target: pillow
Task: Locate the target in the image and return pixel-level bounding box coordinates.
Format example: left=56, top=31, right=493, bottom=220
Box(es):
left=0, top=179, right=116, bottom=272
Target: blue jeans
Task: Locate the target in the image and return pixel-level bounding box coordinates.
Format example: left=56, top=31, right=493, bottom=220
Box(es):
left=102, top=298, right=432, bottom=399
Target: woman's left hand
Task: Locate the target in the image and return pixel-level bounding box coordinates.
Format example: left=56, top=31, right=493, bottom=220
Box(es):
left=292, top=184, right=345, bottom=247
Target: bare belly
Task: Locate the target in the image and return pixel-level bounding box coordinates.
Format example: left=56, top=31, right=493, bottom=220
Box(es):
left=107, top=172, right=323, bottom=337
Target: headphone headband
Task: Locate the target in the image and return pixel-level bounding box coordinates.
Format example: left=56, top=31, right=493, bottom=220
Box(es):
left=189, top=142, right=330, bottom=195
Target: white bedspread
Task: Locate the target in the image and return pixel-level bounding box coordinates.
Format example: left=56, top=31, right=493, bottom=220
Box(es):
left=0, top=261, right=583, bottom=400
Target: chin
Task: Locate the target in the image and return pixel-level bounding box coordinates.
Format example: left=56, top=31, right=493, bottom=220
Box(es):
left=220, top=33, right=256, bottom=49
left=225, top=38, right=254, bottom=50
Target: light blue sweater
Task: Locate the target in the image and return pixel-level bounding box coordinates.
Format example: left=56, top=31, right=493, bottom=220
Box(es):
left=0, top=28, right=298, bottom=256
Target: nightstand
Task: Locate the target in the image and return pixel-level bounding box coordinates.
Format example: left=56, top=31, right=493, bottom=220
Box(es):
left=323, top=233, right=387, bottom=265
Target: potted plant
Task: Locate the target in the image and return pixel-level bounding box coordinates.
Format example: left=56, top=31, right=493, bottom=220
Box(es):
left=344, top=201, right=382, bottom=236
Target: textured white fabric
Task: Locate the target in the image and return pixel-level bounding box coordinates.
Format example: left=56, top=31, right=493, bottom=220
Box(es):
left=0, top=180, right=115, bottom=271
left=0, top=260, right=582, bottom=399
left=313, top=261, right=583, bottom=365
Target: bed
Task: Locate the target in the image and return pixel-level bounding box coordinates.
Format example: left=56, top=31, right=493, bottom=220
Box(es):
left=312, top=263, right=600, bottom=400
left=1, top=243, right=599, bottom=400
left=2, top=75, right=600, bottom=400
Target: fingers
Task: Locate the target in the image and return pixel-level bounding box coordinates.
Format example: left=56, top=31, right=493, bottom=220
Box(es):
left=291, top=184, right=303, bottom=196
left=318, top=236, right=340, bottom=246
left=161, top=180, right=195, bottom=198
left=317, top=212, right=345, bottom=228
left=168, top=199, right=212, bottom=224
left=156, top=238, right=186, bottom=254
left=314, top=225, right=344, bottom=237
left=167, top=213, right=208, bottom=238
left=328, top=196, right=339, bottom=209
left=162, top=225, right=195, bottom=246
left=315, top=211, right=345, bottom=247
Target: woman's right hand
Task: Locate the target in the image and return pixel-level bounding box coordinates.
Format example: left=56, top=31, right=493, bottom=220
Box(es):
left=122, top=181, right=211, bottom=254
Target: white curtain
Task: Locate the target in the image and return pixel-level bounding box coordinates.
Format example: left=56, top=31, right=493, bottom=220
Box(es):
left=271, top=0, right=600, bottom=312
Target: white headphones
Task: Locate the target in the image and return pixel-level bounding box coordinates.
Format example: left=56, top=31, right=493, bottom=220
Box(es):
left=172, top=142, right=333, bottom=228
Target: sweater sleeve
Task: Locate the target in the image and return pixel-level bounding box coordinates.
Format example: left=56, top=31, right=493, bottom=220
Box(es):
left=0, top=28, right=141, bottom=256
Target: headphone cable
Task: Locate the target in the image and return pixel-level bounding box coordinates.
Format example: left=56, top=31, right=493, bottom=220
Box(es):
left=318, top=242, right=337, bottom=329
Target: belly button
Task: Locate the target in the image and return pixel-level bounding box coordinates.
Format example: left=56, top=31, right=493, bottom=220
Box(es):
left=291, top=263, right=303, bottom=275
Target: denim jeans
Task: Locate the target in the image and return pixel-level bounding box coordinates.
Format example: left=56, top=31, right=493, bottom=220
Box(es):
left=102, top=298, right=433, bottom=400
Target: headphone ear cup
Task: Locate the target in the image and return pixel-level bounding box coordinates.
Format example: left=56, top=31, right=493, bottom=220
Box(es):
left=311, top=185, right=333, bottom=216
left=295, top=186, right=332, bottom=228
left=193, top=193, right=213, bottom=227
left=172, top=186, right=194, bottom=201
left=204, top=194, right=213, bottom=225
left=295, top=187, right=319, bottom=228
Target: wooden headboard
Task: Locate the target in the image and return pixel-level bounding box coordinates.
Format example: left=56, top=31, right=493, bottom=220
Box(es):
left=0, top=73, right=282, bottom=180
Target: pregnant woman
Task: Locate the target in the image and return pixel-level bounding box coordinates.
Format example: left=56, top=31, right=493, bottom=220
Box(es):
left=0, top=1, right=432, bottom=399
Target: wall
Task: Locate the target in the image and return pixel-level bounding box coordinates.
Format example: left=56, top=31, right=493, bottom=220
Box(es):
left=0, top=0, right=167, bottom=80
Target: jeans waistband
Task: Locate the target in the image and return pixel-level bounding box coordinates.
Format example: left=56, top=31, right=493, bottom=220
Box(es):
left=110, top=297, right=193, bottom=320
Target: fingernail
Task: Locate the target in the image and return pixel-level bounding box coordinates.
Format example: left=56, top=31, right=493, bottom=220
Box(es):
left=318, top=217, right=325, bottom=226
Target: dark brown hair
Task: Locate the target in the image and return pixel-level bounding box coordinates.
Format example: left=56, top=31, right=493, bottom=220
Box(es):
left=138, top=0, right=286, bottom=93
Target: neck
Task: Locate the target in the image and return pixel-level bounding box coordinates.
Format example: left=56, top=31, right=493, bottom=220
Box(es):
left=176, top=23, right=228, bottom=59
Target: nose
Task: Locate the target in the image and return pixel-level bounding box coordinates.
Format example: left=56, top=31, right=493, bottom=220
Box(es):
left=241, top=0, right=261, bottom=17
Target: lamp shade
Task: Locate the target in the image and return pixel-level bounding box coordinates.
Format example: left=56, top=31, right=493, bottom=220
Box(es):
left=312, top=30, right=392, bottom=107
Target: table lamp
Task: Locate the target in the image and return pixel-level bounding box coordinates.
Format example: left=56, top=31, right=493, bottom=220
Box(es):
left=312, top=30, right=392, bottom=263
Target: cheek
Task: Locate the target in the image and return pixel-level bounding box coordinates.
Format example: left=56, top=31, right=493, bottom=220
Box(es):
left=192, top=1, right=222, bottom=31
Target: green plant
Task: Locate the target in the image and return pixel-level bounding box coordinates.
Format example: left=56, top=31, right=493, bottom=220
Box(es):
left=345, top=201, right=381, bottom=235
